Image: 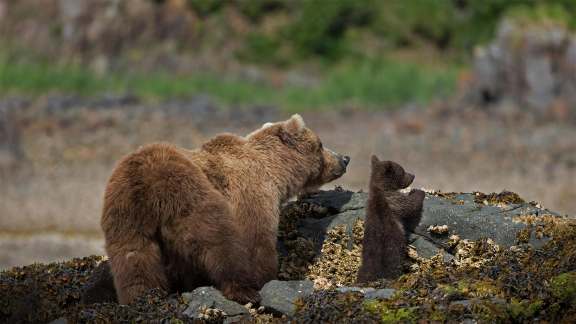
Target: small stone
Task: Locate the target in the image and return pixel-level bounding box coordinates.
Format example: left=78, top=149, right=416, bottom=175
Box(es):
left=364, top=288, right=397, bottom=300
left=182, top=287, right=249, bottom=321
left=336, top=286, right=376, bottom=294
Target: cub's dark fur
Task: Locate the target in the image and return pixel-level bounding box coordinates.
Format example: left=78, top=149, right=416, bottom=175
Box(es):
left=357, top=156, right=425, bottom=282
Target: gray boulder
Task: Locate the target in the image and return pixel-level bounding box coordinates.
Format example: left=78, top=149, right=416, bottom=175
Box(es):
left=295, top=190, right=558, bottom=258
left=468, top=19, right=576, bottom=119
left=260, top=280, right=314, bottom=316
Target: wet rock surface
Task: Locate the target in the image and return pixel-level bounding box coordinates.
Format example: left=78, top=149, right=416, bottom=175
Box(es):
left=1, top=189, right=575, bottom=323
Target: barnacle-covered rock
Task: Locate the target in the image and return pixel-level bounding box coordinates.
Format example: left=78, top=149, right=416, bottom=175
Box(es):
left=2, top=188, right=575, bottom=323
left=182, top=286, right=249, bottom=322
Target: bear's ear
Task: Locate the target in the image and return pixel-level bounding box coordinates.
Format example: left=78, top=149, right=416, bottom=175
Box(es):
left=278, top=115, right=305, bottom=149
left=261, top=122, right=275, bottom=129
left=284, top=114, right=306, bottom=135
left=371, top=155, right=380, bottom=165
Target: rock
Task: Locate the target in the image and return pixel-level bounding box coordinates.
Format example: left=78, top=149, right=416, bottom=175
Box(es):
left=181, top=287, right=249, bottom=322
left=294, top=190, right=557, bottom=258
left=414, top=193, right=553, bottom=248
left=48, top=317, right=68, bottom=324
left=410, top=234, right=454, bottom=262
left=450, top=299, right=472, bottom=309
left=299, top=190, right=366, bottom=214
left=334, top=286, right=396, bottom=300
left=468, top=19, right=576, bottom=119
left=298, top=209, right=365, bottom=251
left=336, top=286, right=375, bottom=294
left=260, top=280, right=314, bottom=316
left=364, top=288, right=397, bottom=300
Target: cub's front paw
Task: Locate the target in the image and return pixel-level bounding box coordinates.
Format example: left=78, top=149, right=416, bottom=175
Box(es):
left=409, top=189, right=425, bottom=200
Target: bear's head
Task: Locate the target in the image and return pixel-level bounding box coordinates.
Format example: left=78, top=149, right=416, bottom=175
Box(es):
left=247, top=114, right=350, bottom=195
left=370, top=155, right=414, bottom=191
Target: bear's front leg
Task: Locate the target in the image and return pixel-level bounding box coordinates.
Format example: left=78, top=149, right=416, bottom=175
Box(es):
left=253, top=236, right=279, bottom=287
left=400, top=189, right=425, bottom=233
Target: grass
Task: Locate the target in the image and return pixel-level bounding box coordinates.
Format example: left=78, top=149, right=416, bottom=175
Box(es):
left=0, top=55, right=458, bottom=111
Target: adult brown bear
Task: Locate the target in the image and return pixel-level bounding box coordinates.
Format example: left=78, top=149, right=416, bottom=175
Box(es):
left=101, top=115, right=349, bottom=304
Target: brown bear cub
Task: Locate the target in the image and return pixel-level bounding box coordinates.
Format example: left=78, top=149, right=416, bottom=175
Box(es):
left=357, top=155, right=425, bottom=283
left=101, top=114, right=349, bottom=305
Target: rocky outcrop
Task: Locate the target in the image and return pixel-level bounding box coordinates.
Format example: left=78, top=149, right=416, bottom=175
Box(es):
left=468, top=19, right=576, bottom=119
left=294, top=190, right=557, bottom=260
left=1, top=189, right=573, bottom=323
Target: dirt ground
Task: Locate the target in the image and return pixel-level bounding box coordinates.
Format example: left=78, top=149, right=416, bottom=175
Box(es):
left=1, top=99, right=575, bottom=269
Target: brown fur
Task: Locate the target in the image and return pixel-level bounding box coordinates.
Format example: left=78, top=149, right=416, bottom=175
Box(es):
left=357, top=156, right=424, bottom=283
left=101, top=115, right=349, bottom=304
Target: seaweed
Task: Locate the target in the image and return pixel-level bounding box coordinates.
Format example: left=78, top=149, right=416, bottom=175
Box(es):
left=2, top=190, right=576, bottom=323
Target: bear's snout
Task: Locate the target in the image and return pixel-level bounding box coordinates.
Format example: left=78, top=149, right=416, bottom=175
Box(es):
left=340, top=155, right=351, bottom=168
left=320, top=149, right=349, bottom=182
left=402, top=172, right=415, bottom=188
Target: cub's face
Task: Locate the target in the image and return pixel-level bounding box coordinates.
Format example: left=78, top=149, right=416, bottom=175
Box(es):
left=247, top=114, right=350, bottom=191
left=370, top=155, right=414, bottom=191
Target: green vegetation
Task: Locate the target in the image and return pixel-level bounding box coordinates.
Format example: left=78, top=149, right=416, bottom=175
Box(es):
left=0, top=55, right=458, bottom=111
left=2, top=0, right=575, bottom=109
left=236, top=0, right=576, bottom=62
left=550, top=272, right=576, bottom=302
left=364, top=300, right=417, bottom=323
left=507, top=298, right=543, bottom=320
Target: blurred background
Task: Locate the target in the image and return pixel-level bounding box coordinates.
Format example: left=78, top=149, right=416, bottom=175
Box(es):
left=1, top=0, right=575, bottom=269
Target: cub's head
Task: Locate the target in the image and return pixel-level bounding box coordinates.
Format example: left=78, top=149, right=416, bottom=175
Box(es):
left=247, top=114, right=350, bottom=193
left=370, top=155, right=414, bottom=191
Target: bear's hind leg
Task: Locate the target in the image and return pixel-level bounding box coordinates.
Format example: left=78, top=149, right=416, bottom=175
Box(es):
left=171, top=196, right=260, bottom=304
left=202, top=242, right=261, bottom=304
left=108, top=237, right=169, bottom=305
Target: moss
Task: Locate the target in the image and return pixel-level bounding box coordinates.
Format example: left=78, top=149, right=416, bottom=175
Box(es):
left=364, top=300, right=417, bottom=323
left=550, top=272, right=576, bottom=302
left=507, top=298, right=543, bottom=320
left=470, top=300, right=509, bottom=322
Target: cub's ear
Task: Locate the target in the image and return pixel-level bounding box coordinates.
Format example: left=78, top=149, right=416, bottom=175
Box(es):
left=371, top=155, right=380, bottom=165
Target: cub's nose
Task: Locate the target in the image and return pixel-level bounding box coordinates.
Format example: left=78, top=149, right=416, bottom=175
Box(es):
left=340, top=155, right=350, bottom=167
